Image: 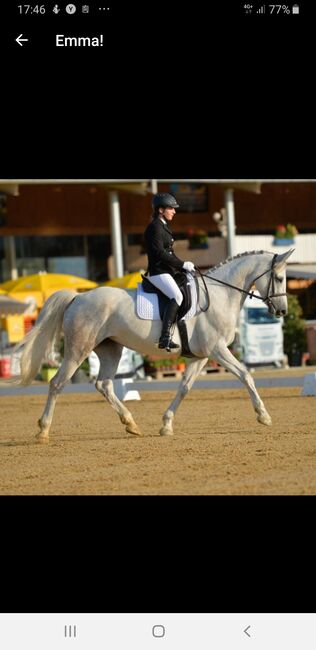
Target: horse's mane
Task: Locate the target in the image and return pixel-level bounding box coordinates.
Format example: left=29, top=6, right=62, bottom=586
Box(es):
left=209, top=250, right=270, bottom=273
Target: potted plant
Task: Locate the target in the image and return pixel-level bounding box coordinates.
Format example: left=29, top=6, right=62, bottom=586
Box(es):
left=187, top=229, right=209, bottom=249
left=283, top=294, right=307, bottom=366
left=176, top=357, right=186, bottom=372
left=273, top=223, right=298, bottom=246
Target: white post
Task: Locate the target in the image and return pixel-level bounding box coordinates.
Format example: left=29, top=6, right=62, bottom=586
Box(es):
left=83, top=235, right=89, bottom=277
left=5, top=236, right=18, bottom=280
left=225, top=188, right=236, bottom=258
left=151, top=179, right=158, bottom=194
left=109, top=190, right=124, bottom=278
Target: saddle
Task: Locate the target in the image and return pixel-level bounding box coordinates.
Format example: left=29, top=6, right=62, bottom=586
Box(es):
left=141, top=272, right=192, bottom=320
left=138, top=273, right=198, bottom=357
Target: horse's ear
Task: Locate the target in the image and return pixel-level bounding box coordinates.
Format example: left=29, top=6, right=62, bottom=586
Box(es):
left=274, top=248, right=295, bottom=272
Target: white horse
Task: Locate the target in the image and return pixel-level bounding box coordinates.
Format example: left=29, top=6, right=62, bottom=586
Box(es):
left=13, top=249, right=293, bottom=442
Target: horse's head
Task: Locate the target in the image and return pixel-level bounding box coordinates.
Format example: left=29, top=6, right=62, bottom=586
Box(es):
left=255, top=249, right=294, bottom=317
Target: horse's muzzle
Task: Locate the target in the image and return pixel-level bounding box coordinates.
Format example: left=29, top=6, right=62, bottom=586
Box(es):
left=275, top=308, right=287, bottom=317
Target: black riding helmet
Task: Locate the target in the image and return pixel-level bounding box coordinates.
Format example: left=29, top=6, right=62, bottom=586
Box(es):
left=152, top=193, right=180, bottom=209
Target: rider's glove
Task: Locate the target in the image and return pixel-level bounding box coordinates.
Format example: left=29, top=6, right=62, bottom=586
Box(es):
left=183, top=261, right=195, bottom=272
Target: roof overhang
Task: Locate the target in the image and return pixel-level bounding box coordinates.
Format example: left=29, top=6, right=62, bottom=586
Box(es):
left=0, top=180, right=153, bottom=197
left=1, top=179, right=316, bottom=198
left=287, top=264, right=316, bottom=280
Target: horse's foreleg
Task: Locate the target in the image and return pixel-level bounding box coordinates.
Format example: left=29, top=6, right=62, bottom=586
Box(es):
left=37, top=357, right=79, bottom=443
left=160, top=358, right=208, bottom=436
left=212, top=342, right=272, bottom=426
left=95, top=341, right=143, bottom=437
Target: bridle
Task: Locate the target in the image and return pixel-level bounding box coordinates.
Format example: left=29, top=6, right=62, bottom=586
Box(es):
left=195, top=253, right=287, bottom=313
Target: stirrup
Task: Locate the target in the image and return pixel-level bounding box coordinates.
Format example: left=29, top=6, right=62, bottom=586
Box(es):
left=158, top=337, right=179, bottom=352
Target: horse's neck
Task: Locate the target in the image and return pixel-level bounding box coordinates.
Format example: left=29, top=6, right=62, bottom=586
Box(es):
left=210, top=254, right=270, bottom=293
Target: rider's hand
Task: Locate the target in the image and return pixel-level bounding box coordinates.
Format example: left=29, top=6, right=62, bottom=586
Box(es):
left=183, top=261, right=195, bottom=272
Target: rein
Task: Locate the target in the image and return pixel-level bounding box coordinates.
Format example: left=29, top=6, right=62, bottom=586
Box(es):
left=194, top=267, right=210, bottom=312
left=195, top=254, right=287, bottom=311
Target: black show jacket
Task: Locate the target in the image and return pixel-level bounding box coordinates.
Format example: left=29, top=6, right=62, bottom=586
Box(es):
left=144, top=218, right=184, bottom=277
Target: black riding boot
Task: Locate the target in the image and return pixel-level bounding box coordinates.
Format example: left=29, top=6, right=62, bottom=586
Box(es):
left=158, top=299, right=180, bottom=351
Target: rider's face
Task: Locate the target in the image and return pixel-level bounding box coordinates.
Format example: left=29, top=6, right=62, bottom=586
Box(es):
left=161, top=207, right=176, bottom=221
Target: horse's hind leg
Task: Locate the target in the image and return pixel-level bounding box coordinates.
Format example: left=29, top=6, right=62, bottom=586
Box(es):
left=95, top=340, right=143, bottom=437
left=36, top=357, right=79, bottom=443
left=212, top=341, right=272, bottom=426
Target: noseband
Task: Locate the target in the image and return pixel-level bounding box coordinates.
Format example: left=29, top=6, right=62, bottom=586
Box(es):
left=196, top=253, right=287, bottom=311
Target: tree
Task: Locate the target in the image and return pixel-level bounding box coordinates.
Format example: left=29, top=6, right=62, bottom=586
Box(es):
left=283, top=294, right=307, bottom=366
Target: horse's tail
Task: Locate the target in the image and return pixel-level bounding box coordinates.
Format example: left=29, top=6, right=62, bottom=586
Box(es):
left=11, top=290, right=77, bottom=386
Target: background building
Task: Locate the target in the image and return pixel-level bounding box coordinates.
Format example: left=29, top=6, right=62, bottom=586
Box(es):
left=1, top=179, right=316, bottom=317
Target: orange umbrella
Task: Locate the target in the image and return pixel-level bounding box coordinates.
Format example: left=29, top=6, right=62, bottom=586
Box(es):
left=0, top=273, right=97, bottom=308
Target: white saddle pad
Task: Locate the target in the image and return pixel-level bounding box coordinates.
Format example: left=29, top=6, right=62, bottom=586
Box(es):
left=136, top=273, right=197, bottom=321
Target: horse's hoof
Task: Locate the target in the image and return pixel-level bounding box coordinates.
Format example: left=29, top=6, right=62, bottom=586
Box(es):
left=257, top=414, right=272, bottom=426
left=126, top=425, right=143, bottom=437
left=159, top=427, right=174, bottom=437
left=35, top=434, right=49, bottom=444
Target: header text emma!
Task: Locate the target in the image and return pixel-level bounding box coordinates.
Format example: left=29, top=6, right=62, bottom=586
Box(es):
left=56, top=34, right=104, bottom=46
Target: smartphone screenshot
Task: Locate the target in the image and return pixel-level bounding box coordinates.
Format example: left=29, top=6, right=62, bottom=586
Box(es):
left=0, top=7, right=314, bottom=643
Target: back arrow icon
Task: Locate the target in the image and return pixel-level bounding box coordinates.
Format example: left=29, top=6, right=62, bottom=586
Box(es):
left=16, top=34, right=29, bottom=46
left=244, top=626, right=251, bottom=637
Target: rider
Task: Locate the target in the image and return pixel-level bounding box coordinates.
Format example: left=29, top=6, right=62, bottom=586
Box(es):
left=144, top=192, right=195, bottom=351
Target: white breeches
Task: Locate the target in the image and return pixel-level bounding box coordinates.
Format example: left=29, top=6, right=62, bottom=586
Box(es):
left=148, top=273, right=183, bottom=306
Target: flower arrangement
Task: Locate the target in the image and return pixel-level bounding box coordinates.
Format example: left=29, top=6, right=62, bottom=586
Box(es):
left=187, top=228, right=209, bottom=249
left=273, top=223, right=298, bottom=244
left=144, top=356, right=187, bottom=374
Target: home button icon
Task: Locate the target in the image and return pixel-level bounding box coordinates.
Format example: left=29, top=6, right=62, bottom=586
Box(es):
left=152, top=625, right=165, bottom=638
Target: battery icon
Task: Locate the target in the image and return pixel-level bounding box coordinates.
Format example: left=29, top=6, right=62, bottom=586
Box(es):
left=292, top=4, right=299, bottom=13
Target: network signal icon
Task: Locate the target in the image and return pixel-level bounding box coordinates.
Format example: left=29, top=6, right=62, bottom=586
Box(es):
left=256, top=5, right=265, bottom=13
